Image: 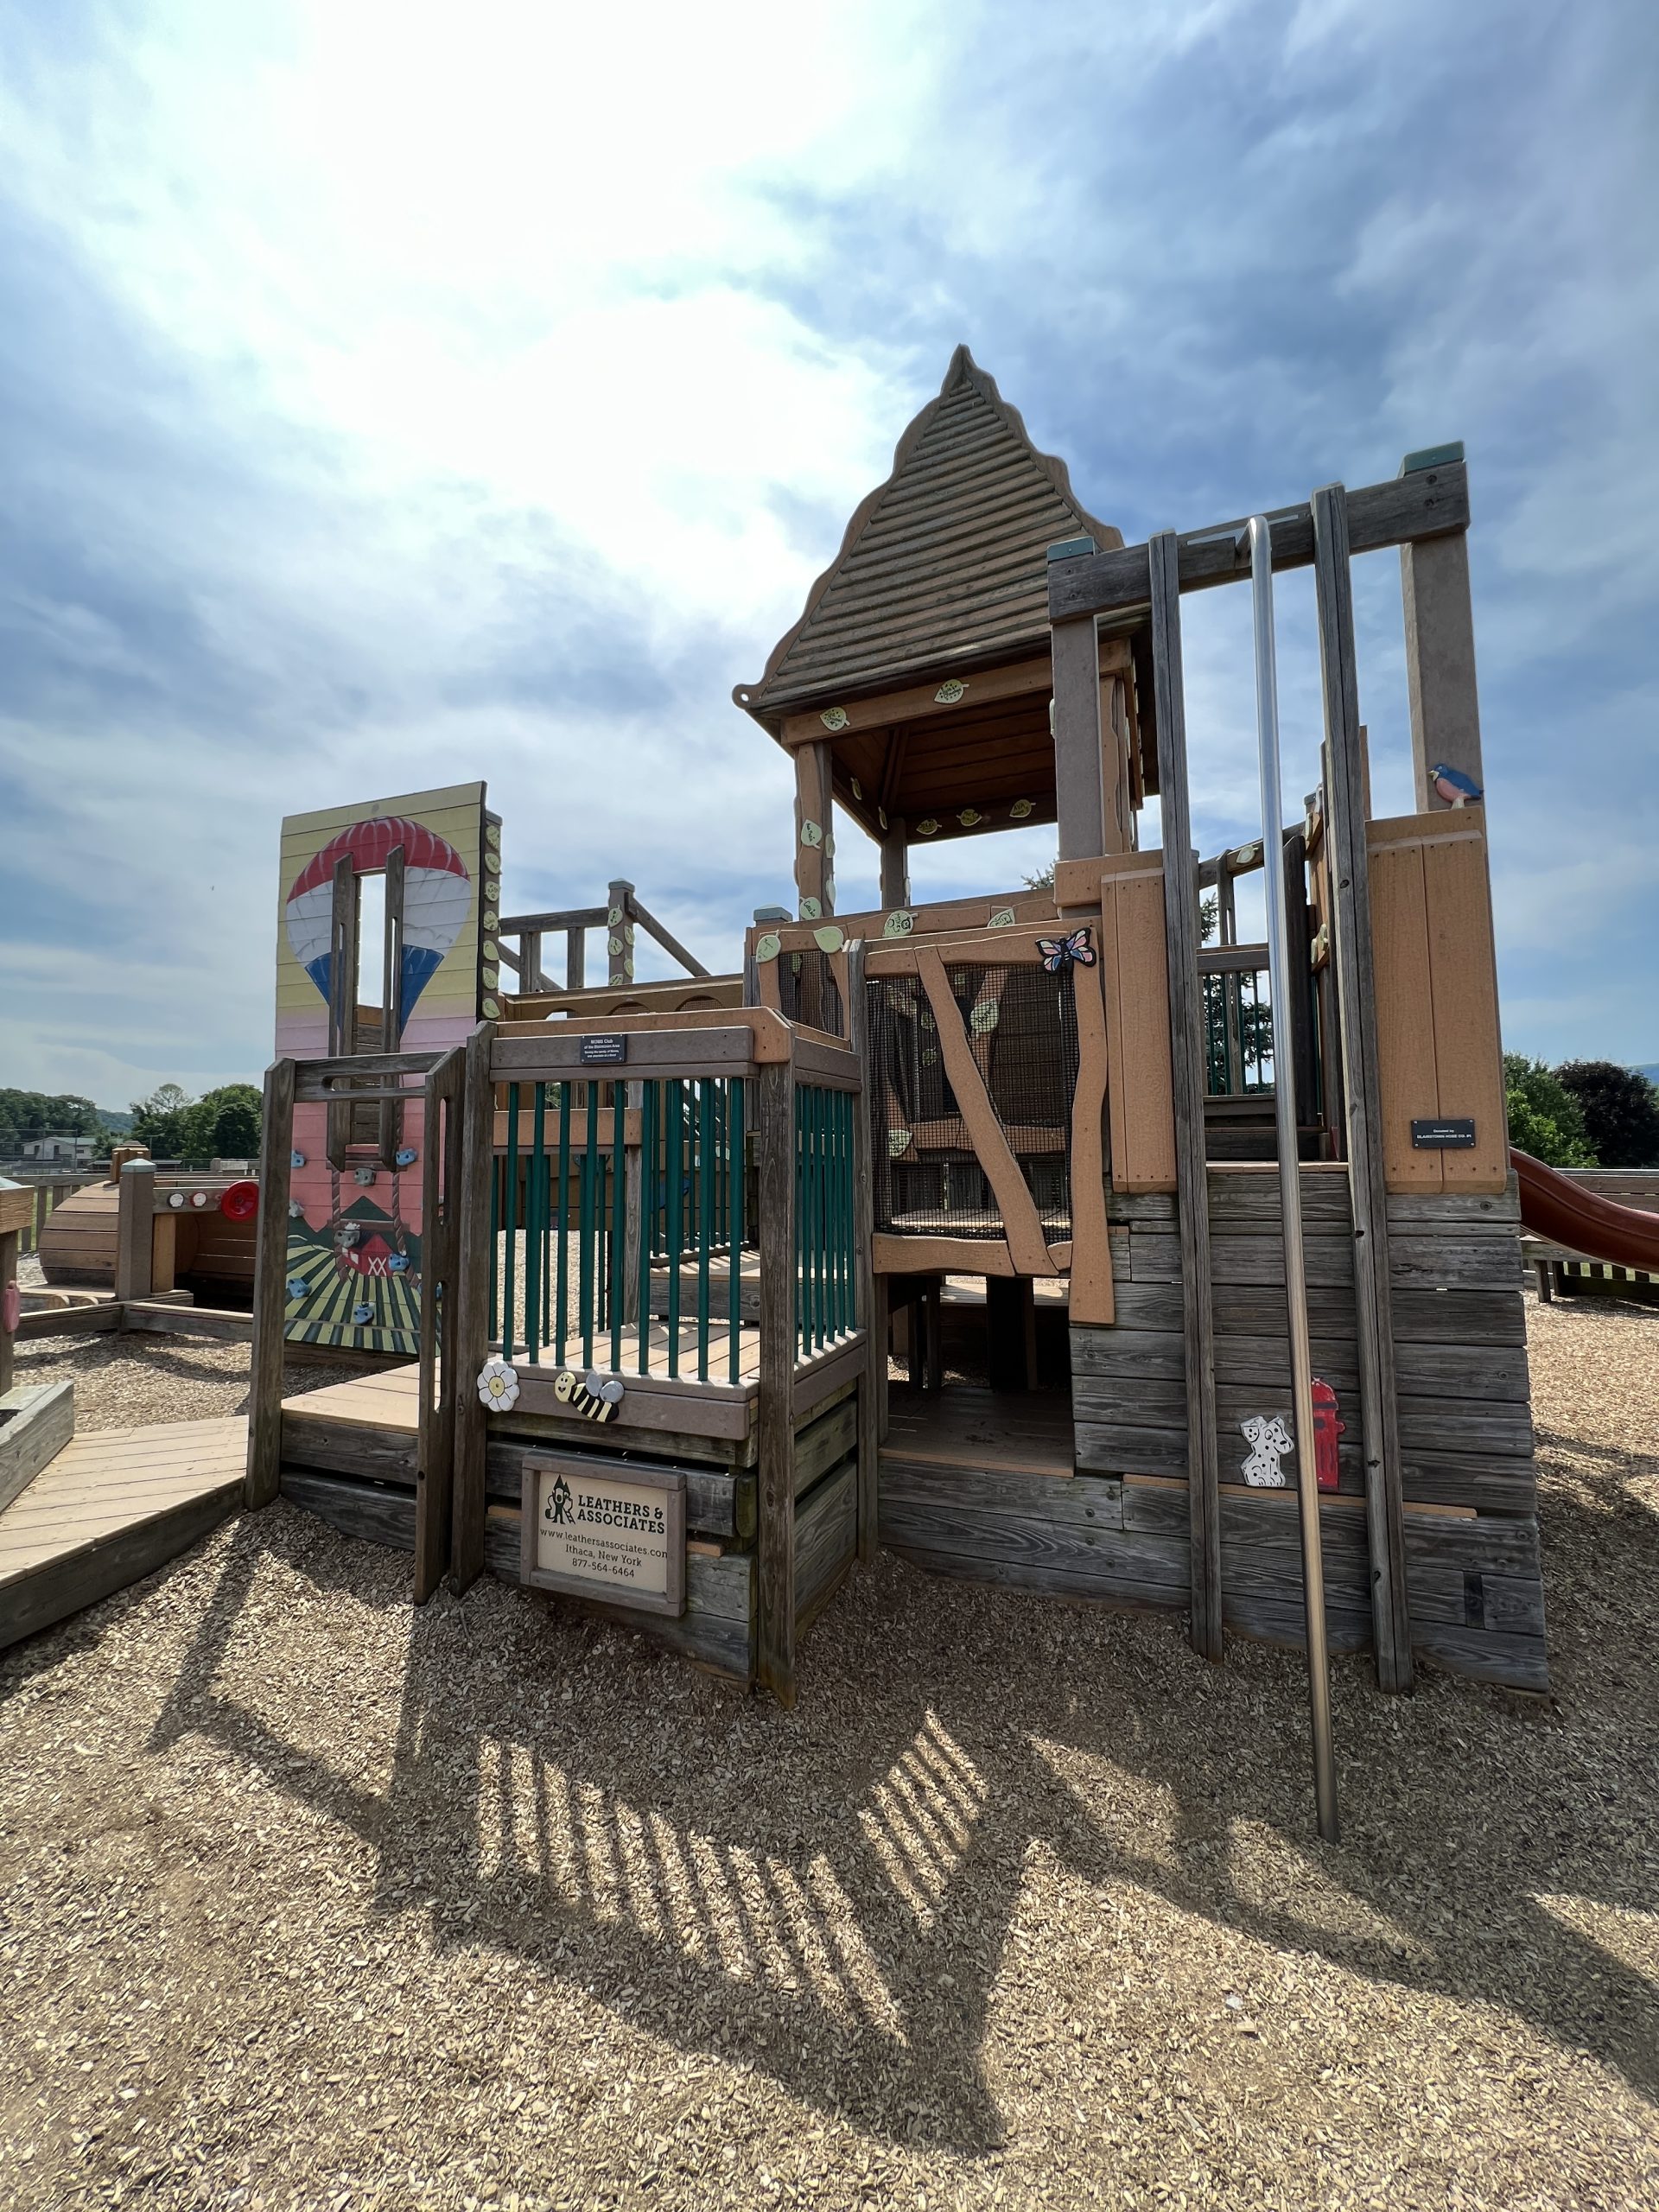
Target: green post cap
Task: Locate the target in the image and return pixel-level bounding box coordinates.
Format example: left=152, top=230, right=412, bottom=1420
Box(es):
left=1399, top=441, right=1465, bottom=475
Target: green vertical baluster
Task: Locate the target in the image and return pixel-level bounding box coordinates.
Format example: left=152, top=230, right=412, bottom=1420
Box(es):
left=488, top=1154, right=499, bottom=1345
left=638, top=1082, right=655, bottom=1376
left=800, top=1088, right=814, bottom=1362
left=556, top=1081, right=570, bottom=1365
left=611, top=1079, right=626, bottom=1374
left=697, top=1079, right=713, bottom=1381
left=846, top=1090, right=856, bottom=1329
left=503, top=1085, right=519, bottom=1362
left=728, top=1078, right=744, bottom=1384
left=527, top=1083, right=545, bottom=1363
left=579, top=1081, right=595, bottom=1367
left=666, top=1078, right=683, bottom=1378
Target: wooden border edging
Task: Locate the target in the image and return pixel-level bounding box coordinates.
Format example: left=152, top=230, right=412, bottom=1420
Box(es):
left=1314, top=484, right=1413, bottom=1694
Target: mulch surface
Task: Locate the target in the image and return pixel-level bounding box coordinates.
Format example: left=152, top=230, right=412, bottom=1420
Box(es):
left=2, top=1296, right=1656, bottom=2209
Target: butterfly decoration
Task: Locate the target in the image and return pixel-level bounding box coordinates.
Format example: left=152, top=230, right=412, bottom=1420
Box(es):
left=1036, top=927, right=1096, bottom=973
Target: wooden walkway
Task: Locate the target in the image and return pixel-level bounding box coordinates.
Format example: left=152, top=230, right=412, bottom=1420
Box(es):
left=0, top=1417, right=245, bottom=1651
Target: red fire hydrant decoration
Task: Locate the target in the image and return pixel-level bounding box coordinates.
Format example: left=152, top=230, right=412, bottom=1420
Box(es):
left=1311, top=1378, right=1344, bottom=1492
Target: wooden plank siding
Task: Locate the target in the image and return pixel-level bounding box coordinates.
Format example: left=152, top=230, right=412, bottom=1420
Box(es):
left=1065, top=1168, right=1547, bottom=1689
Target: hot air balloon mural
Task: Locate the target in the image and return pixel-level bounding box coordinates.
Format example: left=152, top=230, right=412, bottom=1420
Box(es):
left=284, top=814, right=473, bottom=1029
left=276, top=784, right=492, bottom=1354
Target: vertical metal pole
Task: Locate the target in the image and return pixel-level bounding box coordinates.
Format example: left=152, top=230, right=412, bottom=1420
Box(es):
left=1248, top=512, right=1340, bottom=1847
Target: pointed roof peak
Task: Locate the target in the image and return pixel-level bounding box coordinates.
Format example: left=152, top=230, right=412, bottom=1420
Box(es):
left=737, top=350, right=1121, bottom=724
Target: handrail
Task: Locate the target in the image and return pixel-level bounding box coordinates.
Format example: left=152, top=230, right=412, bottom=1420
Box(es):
left=1248, top=511, right=1338, bottom=1845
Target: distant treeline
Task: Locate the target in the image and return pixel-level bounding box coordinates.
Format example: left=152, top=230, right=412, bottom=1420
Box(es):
left=1504, top=1059, right=1659, bottom=1170
left=0, top=1083, right=259, bottom=1166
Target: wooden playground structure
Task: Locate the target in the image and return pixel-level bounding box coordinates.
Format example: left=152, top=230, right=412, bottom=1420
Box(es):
left=13, top=349, right=1659, bottom=1762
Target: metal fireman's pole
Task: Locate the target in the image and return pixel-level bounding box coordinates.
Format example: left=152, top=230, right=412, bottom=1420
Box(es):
left=1246, top=512, right=1339, bottom=1845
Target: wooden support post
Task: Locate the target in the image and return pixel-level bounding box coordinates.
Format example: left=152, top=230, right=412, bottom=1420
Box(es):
left=1282, top=826, right=1318, bottom=1145
left=878, top=823, right=909, bottom=912
left=755, top=1056, right=798, bottom=1705
left=567, top=927, right=586, bottom=992
left=327, top=854, right=355, bottom=1166
left=607, top=881, right=635, bottom=985
left=1313, top=483, right=1414, bottom=1694
left=0, top=1225, right=17, bottom=1396
left=378, top=843, right=407, bottom=1164
left=449, top=1022, right=498, bottom=1593
left=413, top=1050, right=462, bottom=1603
left=793, top=741, right=835, bottom=915
left=114, top=1160, right=156, bottom=1305
left=793, top=743, right=834, bottom=1029
left=1148, top=530, right=1224, bottom=1663
left=521, top=928, right=543, bottom=995
left=1052, top=616, right=1105, bottom=862
left=1400, top=505, right=1484, bottom=812
left=847, top=941, right=879, bottom=1560
left=245, top=1060, right=296, bottom=1509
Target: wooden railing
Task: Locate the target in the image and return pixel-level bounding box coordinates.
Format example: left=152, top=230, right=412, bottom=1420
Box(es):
left=499, top=878, right=713, bottom=995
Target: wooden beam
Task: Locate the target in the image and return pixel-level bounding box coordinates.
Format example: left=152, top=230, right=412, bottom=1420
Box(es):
left=1313, top=484, right=1413, bottom=1694
left=1401, top=524, right=1484, bottom=810
left=244, top=1060, right=296, bottom=1510
left=448, top=1022, right=497, bottom=1593
left=755, top=1057, right=798, bottom=1705
left=1149, top=531, right=1224, bottom=1663
left=1067, top=947, right=1115, bottom=1324
left=627, top=896, right=711, bottom=978
left=1051, top=617, right=1104, bottom=863
left=1050, top=461, right=1472, bottom=624
left=498, top=905, right=610, bottom=935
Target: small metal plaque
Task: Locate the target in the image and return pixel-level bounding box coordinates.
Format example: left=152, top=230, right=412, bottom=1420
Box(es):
left=579, top=1033, right=628, bottom=1065
left=522, top=1456, right=685, bottom=1616
left=1411, top=1117, right=1477, bottom=1150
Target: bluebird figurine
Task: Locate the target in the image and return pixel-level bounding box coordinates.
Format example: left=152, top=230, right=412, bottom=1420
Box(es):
left=1429, top=762, right=1483, bottom=808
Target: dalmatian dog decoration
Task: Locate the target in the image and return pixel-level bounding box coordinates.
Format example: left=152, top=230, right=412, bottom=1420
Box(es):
left=1240, top=1413, right=1295, bottom=1488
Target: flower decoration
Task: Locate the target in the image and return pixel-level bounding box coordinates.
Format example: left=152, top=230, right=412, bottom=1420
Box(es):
left=477, top=1356, right=521, bottom=1413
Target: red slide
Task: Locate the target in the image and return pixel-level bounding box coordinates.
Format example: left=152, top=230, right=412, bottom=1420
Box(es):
left=1511, top=1149, right=1659, bottom=1272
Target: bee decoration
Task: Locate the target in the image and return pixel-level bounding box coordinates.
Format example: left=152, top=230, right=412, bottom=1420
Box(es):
left=553, top=1368, right=625, bottom=1422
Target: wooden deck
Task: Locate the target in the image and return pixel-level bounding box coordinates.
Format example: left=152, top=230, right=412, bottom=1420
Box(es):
left=0, top=1417, right=245, bottom=1651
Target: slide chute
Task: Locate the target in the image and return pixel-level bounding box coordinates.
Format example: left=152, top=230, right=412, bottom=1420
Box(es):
left=1512, top=1149, right=1659, bottom=1274
left=285, top=815, right=472, bottom=1027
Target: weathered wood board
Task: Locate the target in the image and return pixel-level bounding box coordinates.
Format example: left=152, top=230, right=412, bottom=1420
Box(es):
left=0, top=1381, right=75, bottom=1514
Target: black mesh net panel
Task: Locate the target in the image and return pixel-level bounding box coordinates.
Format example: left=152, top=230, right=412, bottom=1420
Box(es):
left=772, top=948, right=843, bottom=1037
left=868, top=963, right=1078, bottom=1240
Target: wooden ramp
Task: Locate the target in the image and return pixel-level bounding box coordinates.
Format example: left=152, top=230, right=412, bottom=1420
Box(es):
left=0, top=1417, right=245, bottom=1651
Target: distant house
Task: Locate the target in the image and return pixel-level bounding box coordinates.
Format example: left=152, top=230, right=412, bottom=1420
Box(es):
left=22, top=1135, right=99, bottom=1166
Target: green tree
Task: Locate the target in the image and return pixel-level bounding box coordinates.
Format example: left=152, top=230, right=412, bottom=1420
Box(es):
left=186, top=1084, right=263, bottom=1162
left=1554, top=1060, right=1659, bottom=1170
left=130, top=1083, right=197, bottom=1161
left=1503, top=1055, right=1597, bottom=1169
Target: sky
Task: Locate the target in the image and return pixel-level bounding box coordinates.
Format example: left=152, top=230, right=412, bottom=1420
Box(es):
left=0, top=0, right=1655, bottom=1108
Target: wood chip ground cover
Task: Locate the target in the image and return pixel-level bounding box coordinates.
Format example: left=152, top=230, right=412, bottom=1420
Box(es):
left=2, top=1300, right=1656, bottom=2209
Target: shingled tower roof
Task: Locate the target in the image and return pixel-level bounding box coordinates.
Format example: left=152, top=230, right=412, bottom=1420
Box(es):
left=735, top=346, right=1122, bottom=728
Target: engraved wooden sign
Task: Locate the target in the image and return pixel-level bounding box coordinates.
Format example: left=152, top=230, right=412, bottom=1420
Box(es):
left=521, top=1455, right=685, bottom=1615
